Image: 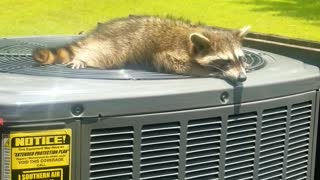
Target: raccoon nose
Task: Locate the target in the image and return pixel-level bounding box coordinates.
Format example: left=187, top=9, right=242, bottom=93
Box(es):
left=237, top=72, right=247, bottom=82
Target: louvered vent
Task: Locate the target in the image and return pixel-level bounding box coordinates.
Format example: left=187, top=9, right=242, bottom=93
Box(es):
left=185, top=117, right=222, bottom=180
left=225, top=112, right=257, bottom=180
left=286, top=101, right=312, bottom=180
left=85, top=95, right=315, bottom=179
left=259, top=106, right=287, bottom=180
left=140, top=122, right=180, bottom=180
left=89, top=127, right=134, bottom=180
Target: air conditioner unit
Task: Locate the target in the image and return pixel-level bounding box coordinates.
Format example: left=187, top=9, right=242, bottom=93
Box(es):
left=0, top=36, right=319, bottom=180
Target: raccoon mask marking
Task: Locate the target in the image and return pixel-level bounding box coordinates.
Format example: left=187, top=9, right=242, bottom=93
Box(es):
left=190, top=26, right=250, bottom=83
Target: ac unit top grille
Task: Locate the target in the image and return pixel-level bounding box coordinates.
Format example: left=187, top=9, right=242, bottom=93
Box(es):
left=0, top=37, right=265, bottom=80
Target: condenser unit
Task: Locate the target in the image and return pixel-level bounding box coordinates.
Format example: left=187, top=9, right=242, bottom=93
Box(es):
left=0, top=36, right=319, bottom=180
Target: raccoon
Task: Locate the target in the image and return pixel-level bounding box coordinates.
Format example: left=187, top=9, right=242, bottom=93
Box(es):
left=32, top=15, right=250, bottom=83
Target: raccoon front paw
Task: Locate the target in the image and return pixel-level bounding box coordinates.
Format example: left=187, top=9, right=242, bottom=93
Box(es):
left=66, top=60, right=87, bottom=69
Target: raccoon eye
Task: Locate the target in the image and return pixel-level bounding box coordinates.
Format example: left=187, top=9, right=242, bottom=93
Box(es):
left=211, top=59, right=232, bottom=69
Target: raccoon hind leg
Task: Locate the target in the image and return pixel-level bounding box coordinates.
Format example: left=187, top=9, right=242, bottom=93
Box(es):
left=66, top=40, right=128, bottom=70
left=66, top=59, right=87, bottom=69
left=153, top=51, right=193, bottom=75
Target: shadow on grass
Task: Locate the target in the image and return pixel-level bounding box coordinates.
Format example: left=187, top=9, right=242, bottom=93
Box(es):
left=236, top=0, right=320, bottom=26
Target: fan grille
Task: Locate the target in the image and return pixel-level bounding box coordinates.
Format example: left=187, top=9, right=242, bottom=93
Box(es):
left=0, top=38, right=266, bottom=80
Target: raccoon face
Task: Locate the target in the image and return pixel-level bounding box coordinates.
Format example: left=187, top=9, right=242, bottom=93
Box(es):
left=190, top=26, right=250, bottom=83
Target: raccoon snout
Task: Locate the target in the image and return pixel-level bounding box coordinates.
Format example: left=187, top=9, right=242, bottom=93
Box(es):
left=237, top=72, right=247, bottom=82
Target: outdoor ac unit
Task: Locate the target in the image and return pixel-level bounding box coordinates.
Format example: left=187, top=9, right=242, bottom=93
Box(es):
left=0, top=36, right=319, bottom=180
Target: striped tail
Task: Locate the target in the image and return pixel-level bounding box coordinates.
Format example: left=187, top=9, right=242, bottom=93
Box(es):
left=32, top=47, right=73, bottom=65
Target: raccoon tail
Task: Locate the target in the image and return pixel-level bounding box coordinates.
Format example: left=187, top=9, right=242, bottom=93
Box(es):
left=32, top=47, right=74, bottom=65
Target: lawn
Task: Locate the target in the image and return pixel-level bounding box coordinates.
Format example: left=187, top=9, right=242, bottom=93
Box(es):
left=0, top=0, right=319, bottom=42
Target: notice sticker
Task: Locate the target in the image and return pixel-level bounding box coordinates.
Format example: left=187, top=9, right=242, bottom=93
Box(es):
left=7, top=129, right=72, bottom=180
left=16, top=168, right=63, bottom=180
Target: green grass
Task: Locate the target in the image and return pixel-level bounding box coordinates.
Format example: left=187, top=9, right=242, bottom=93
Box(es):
left=1, top=0, right=319, bottom=42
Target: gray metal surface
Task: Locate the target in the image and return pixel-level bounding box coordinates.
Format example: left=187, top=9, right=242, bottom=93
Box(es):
left=80, top=91, right=317, bottom=180
left=0, top=36, right=319, bottom=122
left=0, top=36, right=319, bottom=180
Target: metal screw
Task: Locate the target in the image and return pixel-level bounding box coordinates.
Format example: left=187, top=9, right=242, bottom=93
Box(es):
left=71, top=104, right=84, bottom=116
left=220, top=92, right=229, bottom=104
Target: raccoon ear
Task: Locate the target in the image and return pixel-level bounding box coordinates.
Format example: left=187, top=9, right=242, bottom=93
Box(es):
left=236, top=25, right=251, bottom=39
left=190, top=33, right=210, bottom=51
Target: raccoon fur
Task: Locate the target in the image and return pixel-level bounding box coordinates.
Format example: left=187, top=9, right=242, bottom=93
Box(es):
left=32, top=15, right=250, bottom=83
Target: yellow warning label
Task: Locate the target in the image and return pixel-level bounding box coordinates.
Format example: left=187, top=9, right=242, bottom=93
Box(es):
left=17, top=168, right=63, bottom=180
left=8, top=129, right=71, bottom=180
left=5, top=138, right=10, bottom=147
left=13, top=135, right=67, bottom=146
